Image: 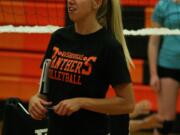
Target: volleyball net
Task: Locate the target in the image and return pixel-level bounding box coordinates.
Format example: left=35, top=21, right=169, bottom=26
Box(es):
left=0, top=25, right=180, bottom=36
left=0, top=11, right=180, bottom=35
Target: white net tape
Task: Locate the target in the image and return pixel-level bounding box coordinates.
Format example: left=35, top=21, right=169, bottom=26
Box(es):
left=0, top=25, right=60, bottom=34
left=0, top=25, right=180, bottom=36
left=123, top=28, right=180, bottom=36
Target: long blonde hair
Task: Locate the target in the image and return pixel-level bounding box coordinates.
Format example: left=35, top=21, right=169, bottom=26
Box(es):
left=97, top=0, right=133, bottom=68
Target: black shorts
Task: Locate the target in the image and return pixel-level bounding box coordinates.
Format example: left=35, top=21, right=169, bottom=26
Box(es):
left=47, top=111, right=109, bottom=135
left=158, top=66, right=180, bottom=82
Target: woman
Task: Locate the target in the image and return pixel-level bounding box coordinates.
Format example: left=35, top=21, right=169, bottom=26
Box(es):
left=29, top=0, right=135, bottom=135
left=148, top=0, right=180, bottom=134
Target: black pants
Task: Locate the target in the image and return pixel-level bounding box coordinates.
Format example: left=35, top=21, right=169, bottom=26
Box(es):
left=109, top=114, right=129, bottom=135
left=47, top=118, right=109, bottom=135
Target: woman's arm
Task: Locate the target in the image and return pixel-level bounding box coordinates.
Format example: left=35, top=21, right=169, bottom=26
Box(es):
left=81, top=83, right=135, bottom=115
left=148, top=22, right=161, bottom=77
left=53, top=83, right=135, bottom=116
left=148, top=22, right=162, bottom=91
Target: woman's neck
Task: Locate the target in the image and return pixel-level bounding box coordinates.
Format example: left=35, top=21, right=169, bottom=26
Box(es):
left=74, top=16, right=102, bottom=35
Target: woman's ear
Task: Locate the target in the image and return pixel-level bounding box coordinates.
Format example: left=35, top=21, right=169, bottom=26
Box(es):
left=92, top=0, right=103, bottom=10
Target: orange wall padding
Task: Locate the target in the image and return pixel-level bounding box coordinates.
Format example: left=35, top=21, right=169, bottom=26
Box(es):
left=0, top=76, right=38, bottom=101
left=121, top=0, right=158, bottom=6
left=0, top=1, right=65, bottom=26
left=0, top=51, right=43, bottom=77
left=145, top=7, right=154, bottom=27
left=0, top=33, right=50, bottom=52
left=130, top=59, right=144, bottom=84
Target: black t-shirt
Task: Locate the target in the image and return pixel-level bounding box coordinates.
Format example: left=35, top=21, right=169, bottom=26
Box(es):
left=42, top=26, right=131, bottom=135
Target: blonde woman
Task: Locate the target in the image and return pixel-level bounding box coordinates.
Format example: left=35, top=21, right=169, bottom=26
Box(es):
left=29, top=0, right=135, bottom=135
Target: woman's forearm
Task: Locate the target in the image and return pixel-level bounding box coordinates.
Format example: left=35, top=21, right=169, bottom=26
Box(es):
left=79, top=84, right=135, bottom=115
left=79, top=96, right=134, bottom=115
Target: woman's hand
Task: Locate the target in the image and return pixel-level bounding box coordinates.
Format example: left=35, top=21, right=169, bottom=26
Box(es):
left=150, top=75, right=161, bottom=92
left=53, top=98, right=83, bottom=116
left=28, top=94, right=52, bottom=120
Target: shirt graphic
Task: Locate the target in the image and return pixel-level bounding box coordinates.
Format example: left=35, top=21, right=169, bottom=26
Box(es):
left=48, top=46, right=97, bottom=85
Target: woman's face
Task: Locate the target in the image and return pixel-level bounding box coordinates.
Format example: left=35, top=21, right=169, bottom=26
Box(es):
left=67, top=0, right=98, bottom=22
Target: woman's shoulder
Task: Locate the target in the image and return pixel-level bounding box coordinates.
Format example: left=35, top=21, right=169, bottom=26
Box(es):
left=51, top=25, right=74, bottom=38
left=155, top=0, right=171, bottom=11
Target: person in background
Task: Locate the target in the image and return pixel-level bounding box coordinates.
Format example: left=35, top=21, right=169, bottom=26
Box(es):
left=148, top=0, right=180, bottom=134
left=28, top=0, right=135, bottom=135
